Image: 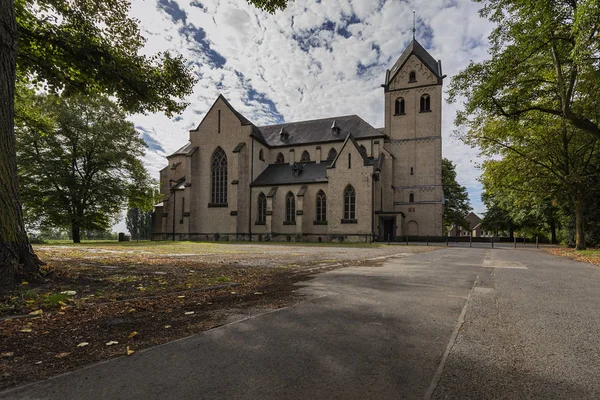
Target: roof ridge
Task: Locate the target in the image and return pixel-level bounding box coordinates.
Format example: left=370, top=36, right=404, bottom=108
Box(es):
left=258, top=114, right=359, bottom=128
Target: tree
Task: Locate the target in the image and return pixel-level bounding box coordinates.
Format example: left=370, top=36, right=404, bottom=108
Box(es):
left=16, top=92, right=149, bottom=244
left=449, top=0, right=600, bottom=140
left=1, top=0, right=290, bottom=282
left=126, top=186, right=160, bottom=241
left=473, top=113, right=599, bottom=249
left=442, top=158, right=472, bottom=233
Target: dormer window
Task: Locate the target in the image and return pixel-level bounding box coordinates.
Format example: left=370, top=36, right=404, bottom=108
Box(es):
left=275, top=152, right=285, bottom=164
left=292, top=163, right=303, bottom=177
left=279, top=126, right=289, bottom=141
left=409, top=71, right=416, bottom=82
left=331, top=120, right=341, bottom=135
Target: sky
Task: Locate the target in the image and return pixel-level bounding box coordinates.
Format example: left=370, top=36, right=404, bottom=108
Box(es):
left=115, top=0, right=495, bottom=232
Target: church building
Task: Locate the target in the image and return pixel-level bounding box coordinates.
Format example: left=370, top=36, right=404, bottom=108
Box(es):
left=152, top=39, right=444, bottom=242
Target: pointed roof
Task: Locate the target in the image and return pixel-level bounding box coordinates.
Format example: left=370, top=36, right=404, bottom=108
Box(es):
left=191, top=94, right=253, bottom=132
left=385, top=39, right=442, bottom=86
left=328, top=133, right=371, bottom=169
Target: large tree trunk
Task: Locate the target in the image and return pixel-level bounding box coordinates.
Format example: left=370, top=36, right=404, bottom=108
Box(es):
left=0, top=0, right=43, bottom=283
left=574, top=198, right=586, bottom=250
left=550, top=218, right=557, bottom=244
left=71, top=222, right=81, bottom=244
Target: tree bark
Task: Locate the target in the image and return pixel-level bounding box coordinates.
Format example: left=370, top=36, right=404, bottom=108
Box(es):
left=71, top=223, right=81, bottom=244
left=574, top=198, right=585, bottom=250
left=0, top=0, right=43, bottom=284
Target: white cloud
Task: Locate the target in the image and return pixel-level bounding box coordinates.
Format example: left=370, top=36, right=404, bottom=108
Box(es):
left=114, top=0, right=495, bottom=232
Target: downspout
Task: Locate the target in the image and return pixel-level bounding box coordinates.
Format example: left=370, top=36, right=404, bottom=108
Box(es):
left=371, top=173, right=375, bottom=243
left=248, top=137, right=254, bottom=242
left=172, top=189, right=176, bottom=242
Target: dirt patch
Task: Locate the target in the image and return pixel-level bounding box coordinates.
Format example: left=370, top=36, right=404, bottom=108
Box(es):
left=546, top=248, right=600, bottom=267
left=0, top=242, right=436, bottom=390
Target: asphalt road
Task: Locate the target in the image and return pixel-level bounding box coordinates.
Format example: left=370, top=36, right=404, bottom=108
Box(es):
left=2, top=248, right=599, bottom=399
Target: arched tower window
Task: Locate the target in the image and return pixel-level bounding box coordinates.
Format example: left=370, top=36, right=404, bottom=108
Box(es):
left=211, top=147, right=227, bottom=205
left=344, top=185, right=356, bottom=220
left=359, top=145, right=367, bottom=157
left=409, top=193, right=415, bottom=203
left=286, top=192, right=296, bottom=223
left=420, top=94, right=431, bottom=112
left=300, top=150, right=311, bottom=162
left=395, top=97, right=405, bottom=115
left=316, top=190, right=327, bottom=223
left=327, top=148, right=337, bottom=161
left=257, top=192, right=266, bottom=224
left=275, top=152, right=285, bottom=164
left=259, top=149, right=264, bottom=161
left=409, top=71, right=417, bottom=82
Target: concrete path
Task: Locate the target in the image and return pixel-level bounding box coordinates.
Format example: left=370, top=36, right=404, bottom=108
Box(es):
left=2, top=248, right=599, bottom=399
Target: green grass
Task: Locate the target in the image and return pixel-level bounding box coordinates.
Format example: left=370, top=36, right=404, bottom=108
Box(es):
left=40, top=292, right=70, bottom=309
left=39, top=240, right=383, bottom=249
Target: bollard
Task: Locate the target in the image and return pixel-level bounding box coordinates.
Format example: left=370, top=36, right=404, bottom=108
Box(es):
left=491, top=237, right=494, bottom=248
left=536, top=236, right=539, bottom=249
left=446, top=234, right=449, bottom=246
left=514, top=236, right=517, bottom=248
left=388, top=234, right=390, bottom=245
left=426, top=234, right=429, bottom=246
left=469, top=234, right=472, bottom=248
left=406, top=235, right=408, bottom=245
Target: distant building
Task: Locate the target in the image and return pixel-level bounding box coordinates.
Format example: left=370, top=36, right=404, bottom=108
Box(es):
left=448, top=212, right=493, bottom=237
left=152, top=39, right=444, bottom=242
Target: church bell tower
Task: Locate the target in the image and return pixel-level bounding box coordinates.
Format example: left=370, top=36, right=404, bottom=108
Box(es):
left=381, top=38, right=444, bottom=236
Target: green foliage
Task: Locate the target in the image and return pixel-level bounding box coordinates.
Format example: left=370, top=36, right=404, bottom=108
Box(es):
left=449, top=0, right=600, bottom=139
left=126, top=208, right=153, bottom=241
left=247, top=0, right=290, bottom=13
left=442, top=158, right=472, bottom=232
left=16, top=91, right=150, bottom=243
left=14, top=0, right=196, bottom=116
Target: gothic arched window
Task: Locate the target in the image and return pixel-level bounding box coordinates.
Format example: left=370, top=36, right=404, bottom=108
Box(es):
left=409, top=193, right=415, bottom=203
left=286, top=192, right=296, bottom=223
left=395, top=97, right=405, bottom=115
left=344, top=185, right=356, bottom=220
left=409, top=71, right=416, bottom=82
left=327, top=148, right=337, bottom=161
left=257, top=192, right=266, bottom=224
left=300, top=150, right=311, bottom=162
left=420, top=94, right=431, bottom=112
left=259, top=149, right=264, bottom=161
left=276, top=152, right=285, bottom=164
left=211, top=147, right=227, bottom=205
left=316, top=190, right=327, bottom=223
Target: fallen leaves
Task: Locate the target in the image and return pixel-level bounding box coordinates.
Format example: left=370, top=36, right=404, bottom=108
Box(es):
left=1, top=352, right=14, bottom=357
left=128, top=331, right=138, bottom=339
left=77, top=342, right=89, bottom=347
left=164, top=325, right=172, bottom=329
left=184, top=311, right=194, bottom=315
left=29, top=309, right=43, bottom=316
left=55, top=352, right=70, bottom=358
left=126, top=346, right=135, bottom=356
left=19, top=328, right=33, bottom=333
left=105, top=341, right=119, bottom=346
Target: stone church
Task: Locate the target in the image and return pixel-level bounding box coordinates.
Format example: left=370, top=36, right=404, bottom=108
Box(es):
left=152, top=39, right=444, bottom=242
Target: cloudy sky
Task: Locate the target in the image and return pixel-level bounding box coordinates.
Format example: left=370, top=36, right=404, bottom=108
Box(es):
left=116, top=0, right=495, bottom=231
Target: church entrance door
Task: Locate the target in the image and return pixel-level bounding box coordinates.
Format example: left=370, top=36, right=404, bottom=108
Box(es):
left=382, top=218, right=394, bottom=242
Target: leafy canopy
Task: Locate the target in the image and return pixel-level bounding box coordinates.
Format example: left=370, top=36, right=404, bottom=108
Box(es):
left=449, top=0, right=600, bottom=139
left=15, top=0, right=196, bottom=116
left=16, top=90, right=153, bottom=237
left=442, top=158, right=472, bottom=231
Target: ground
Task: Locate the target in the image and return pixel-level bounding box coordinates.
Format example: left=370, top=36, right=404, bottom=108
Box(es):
left=0, top=241, right=435, bottom=390
left=3, top=246, right=600, bottom=399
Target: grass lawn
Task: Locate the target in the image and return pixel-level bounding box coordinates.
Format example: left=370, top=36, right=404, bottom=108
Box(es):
left=0, top=240, right=433, bottom=390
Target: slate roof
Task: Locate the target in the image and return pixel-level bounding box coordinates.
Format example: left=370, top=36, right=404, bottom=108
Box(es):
left=253, top=115, right=384, bottom=148
left=251, top=163, right=330, bottom=186
left=167, top=142, right=193, bottom=158
left=386, top=39, right=441, bottom=86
